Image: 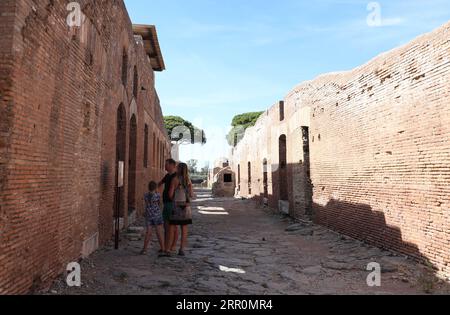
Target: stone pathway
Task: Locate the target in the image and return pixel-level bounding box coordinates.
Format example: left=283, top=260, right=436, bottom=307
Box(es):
left=48, top=189, right=449, bottom=295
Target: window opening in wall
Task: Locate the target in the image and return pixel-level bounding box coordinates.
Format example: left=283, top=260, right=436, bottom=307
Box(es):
left=279, top=101, right=285, bottom=121
left=224, top=174, right=232, bottom=183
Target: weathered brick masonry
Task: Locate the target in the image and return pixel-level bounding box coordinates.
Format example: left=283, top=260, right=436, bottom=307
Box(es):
left=0, top=0, right=170, bottom=294
left=231, top=22, right=450, bottom=279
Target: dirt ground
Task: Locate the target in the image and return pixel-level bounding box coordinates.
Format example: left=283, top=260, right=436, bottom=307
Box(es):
left=47, top=189, right=449, bottom=295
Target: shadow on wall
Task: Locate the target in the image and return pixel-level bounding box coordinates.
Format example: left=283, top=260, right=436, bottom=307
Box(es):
left=244, top=184, right=449, bottom=290
left=313, top=199, right=450, bottom=290
left=236, top=147, right=449, bottom=287
left=314, top=199, right=425, bottom=261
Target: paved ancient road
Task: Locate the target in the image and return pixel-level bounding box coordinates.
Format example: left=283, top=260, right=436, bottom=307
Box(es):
left=50, top=189, right=448, bottom=295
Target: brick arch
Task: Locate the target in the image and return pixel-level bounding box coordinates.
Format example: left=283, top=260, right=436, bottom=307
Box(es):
left=129, top=98, right=138, bottom=120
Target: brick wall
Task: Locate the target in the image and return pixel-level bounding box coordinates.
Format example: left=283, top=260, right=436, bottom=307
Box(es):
left=0, top=0, right=17, bottom=294
left=0, top=0, right=170, bottom=294
left=231, top=21, right=450, bottom=279
left=0, top=0, right=16, bottom=249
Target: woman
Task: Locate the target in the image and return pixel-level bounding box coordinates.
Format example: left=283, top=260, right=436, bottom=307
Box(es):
left=164, top=162, right=194, bottom=256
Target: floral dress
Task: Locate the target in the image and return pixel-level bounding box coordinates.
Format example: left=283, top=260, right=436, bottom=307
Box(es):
left=144, top=192, right=164, bottom=227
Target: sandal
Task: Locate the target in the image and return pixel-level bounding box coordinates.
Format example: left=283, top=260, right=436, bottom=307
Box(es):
left=140, top=249, right=148, bottom=255
left=178, top=250, right=186, bottom=257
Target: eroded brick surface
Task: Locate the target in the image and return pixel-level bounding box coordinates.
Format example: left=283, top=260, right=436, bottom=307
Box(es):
left=0, top=0, right=170, bottom=294
left=231, top=22, right=450, bottom=280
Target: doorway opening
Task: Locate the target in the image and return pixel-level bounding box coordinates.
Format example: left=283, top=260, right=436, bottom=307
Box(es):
left=115, top=104, right=127, bottom=218
left=263, top=159, right=268, bottom=199
left=237, top=164, right=241, bottom=192
left=302, top=127, right=313, bottom=216
left=128, top=115, right=137, bottom=215
left=279, top=135, right=288, bottom=201
left=248, top=162, right=252, bottom=195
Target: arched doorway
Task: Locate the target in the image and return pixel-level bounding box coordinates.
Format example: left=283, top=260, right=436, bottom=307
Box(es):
left=279, top=135, right=288, bottom=201
left=237, top=164, right=241, bottom=192
left=302, top=126, right=313, bottom=215
left=127, top=115, right=137, bottom=215
left=248, top=162, right=252, bottom=195
left=263, top=159, right=268, bottom=199
left=115, top=104, right=127, bottom=218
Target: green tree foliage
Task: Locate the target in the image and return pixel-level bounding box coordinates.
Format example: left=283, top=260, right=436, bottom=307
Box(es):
left=226, top=111, right=264, bottom=146
left=200, top=164, right=210, bottom=175
left=187, top=159, right=198, bottom=174
left=187, top=160, right=209, bottom=184
left=164, top=116, right=207, bottom=145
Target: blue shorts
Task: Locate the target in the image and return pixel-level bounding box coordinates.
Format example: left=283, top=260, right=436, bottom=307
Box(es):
left=145, top=216, right=164, bottom=227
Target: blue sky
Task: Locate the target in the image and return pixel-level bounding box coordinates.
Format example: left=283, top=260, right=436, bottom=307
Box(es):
left=124, top=0, right=450, bottom=167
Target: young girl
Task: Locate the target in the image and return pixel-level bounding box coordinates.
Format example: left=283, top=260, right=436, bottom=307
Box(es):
left=141, top=181, right=165, bottom=255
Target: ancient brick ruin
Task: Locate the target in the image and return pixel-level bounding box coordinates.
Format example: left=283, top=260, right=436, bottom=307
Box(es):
left=209, top=159, right=236, bottom=198
left=0, top=0, right=170, bottom=294
left=1, top=0, right=450, bottom=296
left=231, top=22, right=450, bottom=280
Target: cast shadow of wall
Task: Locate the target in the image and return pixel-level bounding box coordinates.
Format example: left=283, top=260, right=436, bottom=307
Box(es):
left=313, top=199, right=450, bottom=291
left=252, top=187, right=449, bottom=292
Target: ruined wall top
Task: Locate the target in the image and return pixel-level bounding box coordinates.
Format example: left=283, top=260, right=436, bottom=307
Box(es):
left=233, top=19, right=450, bottom=155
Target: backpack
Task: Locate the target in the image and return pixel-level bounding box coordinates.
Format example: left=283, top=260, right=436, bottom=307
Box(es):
left=171, top=177, right=192, bottom=221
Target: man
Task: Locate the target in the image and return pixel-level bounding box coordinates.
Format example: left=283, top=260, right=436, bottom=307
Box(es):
left=159, top=159, right=178, bottom=253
